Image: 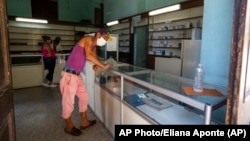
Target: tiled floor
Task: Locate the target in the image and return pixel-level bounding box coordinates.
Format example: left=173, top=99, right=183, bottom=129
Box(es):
left=13, top=86, right=114, bottom=141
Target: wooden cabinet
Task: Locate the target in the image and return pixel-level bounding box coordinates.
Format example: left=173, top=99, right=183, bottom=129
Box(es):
left=146, top=55, right=155, bottom=69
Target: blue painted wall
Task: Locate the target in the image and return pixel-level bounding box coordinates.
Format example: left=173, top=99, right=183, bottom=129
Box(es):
left=201, top=0, right=234, bottom=87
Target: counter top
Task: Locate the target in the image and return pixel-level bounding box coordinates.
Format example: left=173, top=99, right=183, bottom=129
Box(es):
left=109, top=65, right=227, bottom=111
left=10, top=53, right=70, bottom=57
left=97, top=63, right=227, bottom=124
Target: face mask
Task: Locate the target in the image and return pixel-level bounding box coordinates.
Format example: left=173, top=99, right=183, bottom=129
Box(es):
left=97, top=37, right=107, bottom=46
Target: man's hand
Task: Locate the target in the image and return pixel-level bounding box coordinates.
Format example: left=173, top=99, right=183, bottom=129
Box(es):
left=103, top=63, right=111, bottom=69
left=92, top=63, right=111, bottom=71
left=93, top=64, right=100, bottom=71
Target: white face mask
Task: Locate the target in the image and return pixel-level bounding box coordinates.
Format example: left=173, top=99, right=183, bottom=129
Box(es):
left=97, top=37, right=107, bottom=46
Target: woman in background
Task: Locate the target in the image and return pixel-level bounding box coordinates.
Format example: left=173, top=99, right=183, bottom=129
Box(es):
left=41, top=35, right=57, bottom=87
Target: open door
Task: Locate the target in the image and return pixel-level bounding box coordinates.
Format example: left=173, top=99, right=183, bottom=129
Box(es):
left=226, top=0, right=250, bottom=124
left=134, top=26, right=148, bottom=67
left=0, top=0, right=16, bottom=140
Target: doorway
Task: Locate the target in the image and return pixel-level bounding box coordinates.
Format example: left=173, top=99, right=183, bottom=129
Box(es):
left=0, top=0, right=16, bottom=140
left=133, top=26, right=148, bottom=67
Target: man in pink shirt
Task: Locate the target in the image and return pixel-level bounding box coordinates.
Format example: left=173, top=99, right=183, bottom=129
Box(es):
left=60, top=29, right=111, bottom=136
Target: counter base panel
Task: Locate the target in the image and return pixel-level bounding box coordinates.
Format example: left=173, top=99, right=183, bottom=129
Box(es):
left=122, top=103, right=152, bottom=125
left=12, top=65, right=44, bottom=89
left=137, top=104, right=205, bottom=124
left=94, top=84, right=121, bottom=137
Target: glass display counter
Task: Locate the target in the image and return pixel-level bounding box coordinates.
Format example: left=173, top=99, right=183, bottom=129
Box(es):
left=10, top=53, right=70, bottom=65
left=96, top=65, right=227, bottom=125
left=10, top=53, right=69, bottom=88
left=11, top=54, right=43, bottom=66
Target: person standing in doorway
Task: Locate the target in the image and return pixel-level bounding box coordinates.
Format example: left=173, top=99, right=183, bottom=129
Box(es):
left=60, top=29, right=111, bottom=136
left=41, top=35, right=57, bottom=87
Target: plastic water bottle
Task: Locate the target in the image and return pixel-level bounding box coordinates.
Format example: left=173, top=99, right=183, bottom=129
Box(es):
left=193, top=64, right=205, bottom=92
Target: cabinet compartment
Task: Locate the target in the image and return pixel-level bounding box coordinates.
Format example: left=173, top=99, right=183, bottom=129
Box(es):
left=122, top=102, right=152, bottom=124
left=94, top=84, right=121, bottom=137
left=94, top=70, right=122, bottom=137
left=155, top=57, right=182, bottom=76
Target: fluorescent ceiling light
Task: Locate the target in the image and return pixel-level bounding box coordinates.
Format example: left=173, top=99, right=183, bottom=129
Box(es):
left=149, top=4, right=180, bottom=16
left=15, top=17, right=48, bottom=24
left=106, top=20, right=119, bottom=26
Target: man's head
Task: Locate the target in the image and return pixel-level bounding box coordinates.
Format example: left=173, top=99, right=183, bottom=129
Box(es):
left=54, top=37, right=61, bottom=44
left=96, top=28, right=111, bottom=46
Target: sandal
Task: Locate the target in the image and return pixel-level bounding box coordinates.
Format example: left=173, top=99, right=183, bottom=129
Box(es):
left=80, top=120, right=97, bottom=130
left=64, top=126, right=82, bottom=136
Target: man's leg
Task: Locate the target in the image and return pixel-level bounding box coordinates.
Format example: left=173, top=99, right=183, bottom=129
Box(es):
left=60, top=73, right=81, bottom=136
left=80, top=111, right=89, bottom=125
left=80, top=112, right=96, bottom=129
left=64, top=116, right=81, bottom=136
left=76, top=76, right=96, bottom=129
left=65, top=117, right=74, bottom=131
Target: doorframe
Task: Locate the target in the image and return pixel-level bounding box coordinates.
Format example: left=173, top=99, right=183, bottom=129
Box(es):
left=0, top=0, right=16, bottom=140
left=226, top=0, right=250, bottom=124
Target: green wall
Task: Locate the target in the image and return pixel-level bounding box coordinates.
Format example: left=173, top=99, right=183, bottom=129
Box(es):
left=103, top=0, right=188, bottom=23
left=7, top=0, right=32, bottom=17
left=58, top=0, right=102, bottom=23
left=6, top=0, right=187, bottom=24
left=6, top=0, right=103, bottom=23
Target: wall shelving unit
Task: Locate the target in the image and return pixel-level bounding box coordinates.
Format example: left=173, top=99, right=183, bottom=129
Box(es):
left=147, top=6, right=203, bottom=76
left=148, top=6, right=203, bottom=58
left=108, top=20, right=132, bottom=63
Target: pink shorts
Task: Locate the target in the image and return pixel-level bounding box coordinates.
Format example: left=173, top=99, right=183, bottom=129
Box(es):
left=60, top=71, right=89, bottom=119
